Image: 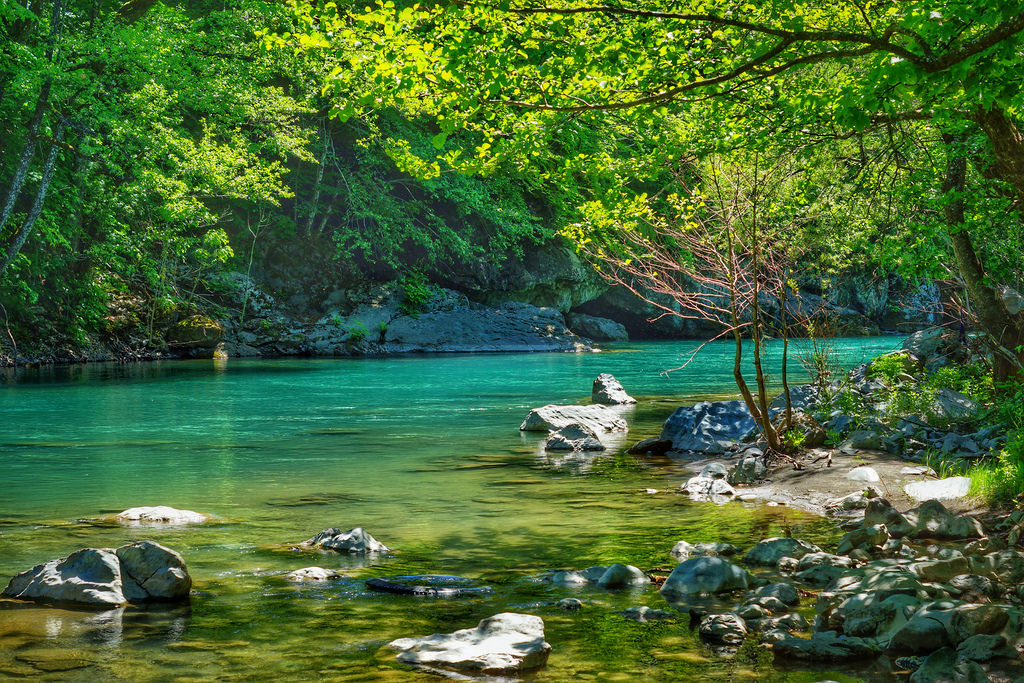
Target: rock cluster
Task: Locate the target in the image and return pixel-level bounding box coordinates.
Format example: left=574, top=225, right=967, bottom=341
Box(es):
left=2, top=541, right=191, bottom=607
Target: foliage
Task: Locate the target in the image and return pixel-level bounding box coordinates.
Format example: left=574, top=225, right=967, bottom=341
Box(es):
left=398, top=271, right=434, bottom=317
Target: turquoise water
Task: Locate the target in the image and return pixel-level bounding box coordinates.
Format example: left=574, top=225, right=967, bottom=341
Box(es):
left=0, top=338, right=900, bottom=681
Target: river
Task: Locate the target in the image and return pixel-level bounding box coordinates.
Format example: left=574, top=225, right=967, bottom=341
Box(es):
left=0, top=337, right=900, bottom=680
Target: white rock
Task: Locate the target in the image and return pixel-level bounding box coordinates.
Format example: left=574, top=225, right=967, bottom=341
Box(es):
left=904, top=476, right=972, bottom=502
left=520, top=404, right=628, bottom=433
left=846, top=466, right=881, bottom=483
left=285, top=567, right=341, bottom=581
left=301, top=527, right=389, bottom=553
left=544, top=423, right=605, bottom=451
left=117, top=506, right=209, bottom=525
left=592, top=373, right=636, bottom=405
left=2, top=541, right=191, bottom=606
left=388, top=612, right=551, bottom=675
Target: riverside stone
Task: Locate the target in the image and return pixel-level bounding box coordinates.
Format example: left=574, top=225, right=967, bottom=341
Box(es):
left=660, top=557, right=751, bottom=598
left=301, top=527, right=389, bottom=553
left=660, top=400, right=756, bottom=454
left=566, top=313, right=628, bottom=342
left=616, top=606, right=676, bottom=622
left=545, top=564, right=648, bottom=588
left=904, top=477, right=972, bottom=503
left=728, top=455, right=767, bottom=485
left=591, top=373, right=636, bottom=405
left=909, top=647, right=989, bottom=683
left=682, top=475, right=736, bottom=499
left=544, top=423, right=605, bottom=451
left=845, top=466, right=881, bottom=483
left=520, top=404, right=628, bottom=433
left=2, top=541, right=190, bottom=607
left=388, top=612, right=551, bottom=676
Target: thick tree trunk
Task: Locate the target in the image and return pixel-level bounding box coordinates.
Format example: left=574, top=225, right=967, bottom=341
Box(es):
left=974, top=106, right=1024, bottom=207
left=943, top=133, right=1024, bottom=384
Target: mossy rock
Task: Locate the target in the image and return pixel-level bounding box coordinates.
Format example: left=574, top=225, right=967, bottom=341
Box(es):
left=166, top=315, right=224, bottom=348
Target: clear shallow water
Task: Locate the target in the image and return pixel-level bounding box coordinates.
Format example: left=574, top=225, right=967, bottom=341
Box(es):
left=0, top=338, right=899, bottom=681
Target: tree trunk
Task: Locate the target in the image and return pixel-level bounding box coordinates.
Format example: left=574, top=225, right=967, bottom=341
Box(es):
left=0, top=126, right=66, bottom=275
left=943, top=133, right=1024, bottom=384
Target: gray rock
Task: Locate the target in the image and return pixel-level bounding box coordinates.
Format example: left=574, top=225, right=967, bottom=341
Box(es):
left=841, top=431, right=883, bottom=451
left=831, top=593, right=921, bottom=638
left=769, top=384, right=820, bottom=414
left=682, top=475, right=736, bottom=499
left=670, top=541, right=739, bottom=562
left=595, top=563, right=650, bottom=589
left=752, top=582, right=800, bottom=606
left=743, top=537, right=822, bottom=566
left=2, top=541, right=190, bottom=607
left=904, top=476, right=971, bottom=502
left=302, top=527, right=389, bottom=553
left=795, top=564, right=848, bottom=587
left=557, top=598, right=583, bottom=611
left=912, top=557, right=970, bottom=583
left=956, top=634, right=1007, bottom=662
left=116, top=506, right=209, bottom=525
left=946, top=574, right=999, bottom=601
left=701, top=462, right=730, bottom=479
left=285, top=567, right=342, bottom=581
left=932, top=389, right=980, bottom=421
left=521, top=404, right=628, bottom=433
left=747, top=613, right=809, bottom=633
left=566, top=313, right=628, bottom=342
left=909, top=647, right=989, bottom=683
left=615, top=606, right=676, bottom=622
left=773, top=630, right=882, bottom=661
left=728, top=455, right=767, bottom=485
left=660, top=400, right=756, bottom=454
left=761, top=628, right=790, bottom=644
left=699, top=613, right=747, bottom=645
left=887, top=605, right=953, bottom=653
left=387, top=612, right=551, bottom=676
left=909, top=500, right=984, bottom=540
left=545, top=423, right=606, bottom=451
left=836, top=524, right=889, bottom=555
left=746, top=595, right=789, bottom=614
left=591, top=373, right=636, bottom=405
left=660, top=557, right=751, bottom=598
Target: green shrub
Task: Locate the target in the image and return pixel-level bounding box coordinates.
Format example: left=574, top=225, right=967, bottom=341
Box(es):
left=399, top=272, right=434, bottom=317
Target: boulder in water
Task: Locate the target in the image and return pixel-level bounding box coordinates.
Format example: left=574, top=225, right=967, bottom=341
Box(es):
left=520, top=404, right=628, bottom=433
left=285, top=567, right=343, bottom=581
left=660, top=400, right=756, bottom=454
left=545, top=423, right=605, bottom=451
left=301, top=527, right=390, bottom=553
left=660, top=557, right=751, bottom=598
left=591, top=373, right=636, bottom=405
left=743, top=537, right=822, bottom=566
left=388, top=612, right=551, bottom=675
left=2, top=541, right=191, bottom=607
left=117, top=506, right=209, bottom=525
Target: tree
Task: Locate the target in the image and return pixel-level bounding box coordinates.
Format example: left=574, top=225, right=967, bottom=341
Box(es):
left=295, top=0, right=1024, bottom=382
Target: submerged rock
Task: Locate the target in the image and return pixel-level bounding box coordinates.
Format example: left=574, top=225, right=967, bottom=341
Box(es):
left=773, top=630, right=882, bottom=661
left=544, top=423, right=605, bottom=451
left=388, top=612, right=551, bottom=676
left=285, top=567, right=342, bottom=581
left=616, top=606, right=676, bottom=622
left=520, top=404, right=628, bottom=433
left=2, top=541, right=191, bottom=607
left=591, top=373, right=636, bottom=405
left=301, top=527, right=389, bottom=553
left=660, top=400, right=756, bottom=454
left=116, top=506, right=209, bottom=525
left=628, top=437, right=673, bottom=456
left=660, top=557, right=751, bottom=598
left=544, top=564, right=649, bottom=589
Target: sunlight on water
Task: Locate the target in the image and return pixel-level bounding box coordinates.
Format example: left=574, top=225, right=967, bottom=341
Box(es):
left=0, top=338, right=898, bottom=681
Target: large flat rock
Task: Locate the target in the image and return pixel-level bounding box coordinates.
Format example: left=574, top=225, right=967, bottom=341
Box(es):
left=521, top=404, right=628, bottom=433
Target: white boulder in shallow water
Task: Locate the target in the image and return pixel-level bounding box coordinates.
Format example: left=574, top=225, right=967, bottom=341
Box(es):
left=592, top=373, right=636, bottom=405
left=545, top=564, right=649, bottom=588
left=117, top=506, right=209, bottom=525
left=545, top=423, right=605, bottom=451
left=520, top=404, right=628, bottom=433
left=301, top=527, right=389, bottom=553
left=2, top=541, right=191, bottom=607
left=388, top=612, right=551, bottom=676
left=285, top=567, right=343, bottom=581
